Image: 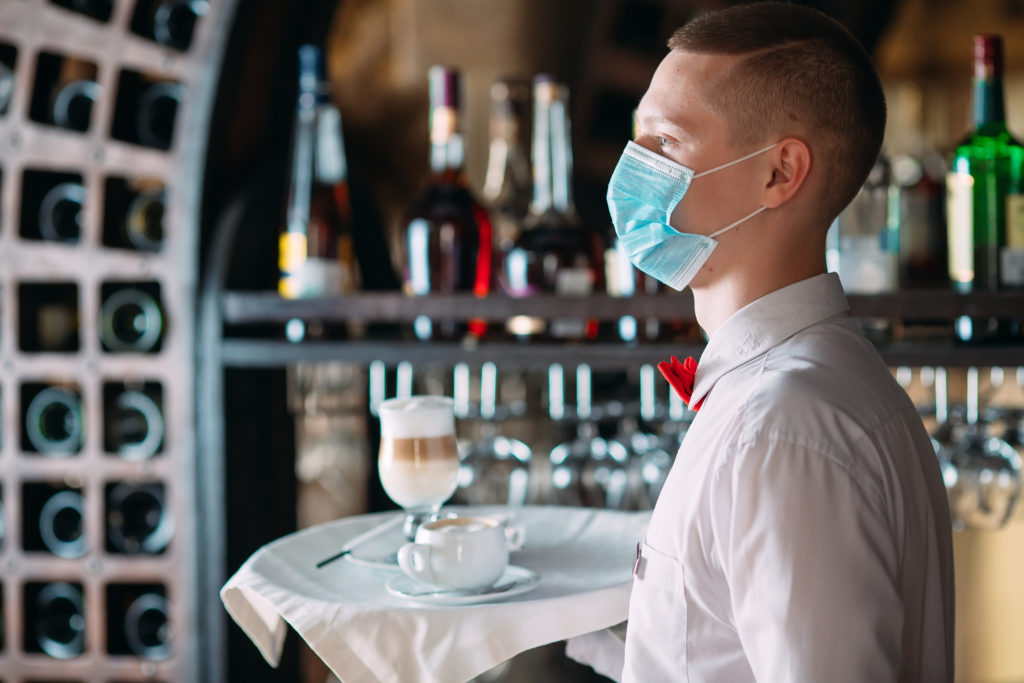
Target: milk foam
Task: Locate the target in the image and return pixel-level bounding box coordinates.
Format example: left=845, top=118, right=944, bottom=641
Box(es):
left=378, top=396, right=456, bottom=438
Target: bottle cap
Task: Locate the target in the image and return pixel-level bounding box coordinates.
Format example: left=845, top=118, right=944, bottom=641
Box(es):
left=974, top=35, right=1003, bottom=79
left=298, top=44, right=325, bottom=100
left=429, top=66, right=460, bottom=109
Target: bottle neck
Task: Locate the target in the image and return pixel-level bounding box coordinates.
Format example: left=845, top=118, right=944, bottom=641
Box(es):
left=530, top=87, right=576, bottom=221
left=973, top=76, right=1006, bottom=130
left=286, top=97, right=316, bottom=233
left=315, top=104, right=348, bottom=185
left=429, top=105, right=465, bottom=178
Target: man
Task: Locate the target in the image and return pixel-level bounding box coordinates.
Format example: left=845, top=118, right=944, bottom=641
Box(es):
left=572, top=3, right=954, bottom=681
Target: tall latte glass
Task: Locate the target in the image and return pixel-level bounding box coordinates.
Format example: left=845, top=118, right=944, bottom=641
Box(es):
left=378, top=396, right=460, bottom=539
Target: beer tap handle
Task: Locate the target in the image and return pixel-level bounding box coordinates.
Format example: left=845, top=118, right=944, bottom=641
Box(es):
left=640, top=364, right=656, bottom=423
left=966, top=366, right=979, bottom=426
left=669, top=382, right=684, bottom=422
left=935, top=367, right=947, bottom=426
left=548, top=364, right=565, bottom=421
left=368, top=360, right=386, bottom=416
left=453, top=362, right=471, bottom=419
left=481, top=362, right=498, bottom=421
left=396, top=361, right=414, bottom=399
left=577, top=364, right=592, bottom=422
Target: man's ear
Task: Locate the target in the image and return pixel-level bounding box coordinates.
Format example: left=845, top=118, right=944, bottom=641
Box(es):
left=762, top=137, right=811, bottom=209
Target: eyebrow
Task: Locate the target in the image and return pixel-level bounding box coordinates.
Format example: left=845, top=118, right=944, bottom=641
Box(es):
left=638, top=114, right=693, bottom=138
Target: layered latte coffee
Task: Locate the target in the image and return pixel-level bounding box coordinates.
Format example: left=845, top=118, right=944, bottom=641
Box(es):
left=377, top=396, right=459, bottom=509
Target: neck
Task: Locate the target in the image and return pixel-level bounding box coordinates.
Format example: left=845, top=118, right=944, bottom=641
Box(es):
left=691, top=232, right=827, bottom=337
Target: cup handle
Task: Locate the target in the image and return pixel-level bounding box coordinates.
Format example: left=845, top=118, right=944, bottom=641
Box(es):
left=397, top=543, right=434, bottom=583
left=505, top=525, right=526, bottom=552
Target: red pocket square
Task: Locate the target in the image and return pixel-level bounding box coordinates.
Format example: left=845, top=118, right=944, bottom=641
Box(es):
left=657, top=355, right=703, bottom=412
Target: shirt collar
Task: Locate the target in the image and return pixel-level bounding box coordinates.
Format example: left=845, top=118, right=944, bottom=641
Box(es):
left=690, top=273, right=849, bottom=406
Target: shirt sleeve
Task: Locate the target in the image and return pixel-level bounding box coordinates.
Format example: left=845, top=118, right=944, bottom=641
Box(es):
left=709, top=433, right=903, bottom=682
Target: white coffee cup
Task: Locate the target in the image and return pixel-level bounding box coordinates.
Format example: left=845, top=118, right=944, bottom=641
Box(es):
left=397, top=516, right=526, bottom=591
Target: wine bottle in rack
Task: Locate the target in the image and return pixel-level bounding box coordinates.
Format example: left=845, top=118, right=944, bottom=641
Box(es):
left=0, top=43, right=16, bottom=117
left=103, top=177, right=166, bottom=252
left=400, top=65, right=493, bottom=341
left=947, top=35, right=1024, bottom=342
left=105, top=482, right=172, bottom=554
left=130, top=0, right=208, bottom=52
left=278, top=45, right=359, bottom=341
left=111, top=69, right=183, bottom=150
left=29, top=52, right=100, bottom=132
left=31, top=487, right=88, bottom=558
left=21, top=384, right=83, bottom=455
left=27, top=581, right=86, bottom=659
left=483, top=78, right=532, bottom=255
left=124, top=589, right=171, bottom=659
left=500, top=75, right=604, bottom=340
left=18, top=282, right=80, bottom=352
left=103, top=382, right=164, bottom=461
left=99, top=282, right=165, bottom=353
left=21, top=170, right=86, bottom=243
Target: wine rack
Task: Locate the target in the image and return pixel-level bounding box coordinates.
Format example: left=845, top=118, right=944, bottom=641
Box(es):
left=0, top=0, right=236, bottom=681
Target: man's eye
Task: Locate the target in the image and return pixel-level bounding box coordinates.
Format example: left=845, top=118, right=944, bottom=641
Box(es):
left=657, top=136, right=673, bottom=147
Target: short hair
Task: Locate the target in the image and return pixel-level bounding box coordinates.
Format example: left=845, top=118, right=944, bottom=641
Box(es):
left=668, top=2, right=886, bottom=224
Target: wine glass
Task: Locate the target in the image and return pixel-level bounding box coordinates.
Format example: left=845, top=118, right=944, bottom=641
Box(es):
left=377, top=395, right=460, bottom=540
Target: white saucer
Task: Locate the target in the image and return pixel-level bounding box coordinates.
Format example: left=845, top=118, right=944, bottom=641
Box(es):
left=386, top=565, right=540, bottom=605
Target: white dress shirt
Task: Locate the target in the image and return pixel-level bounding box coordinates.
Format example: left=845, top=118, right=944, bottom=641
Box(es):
left=622, top=273, right=954, bottom=682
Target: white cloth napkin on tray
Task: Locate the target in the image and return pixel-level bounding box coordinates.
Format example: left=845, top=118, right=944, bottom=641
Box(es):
left=221, top=504, right=650, bottom=683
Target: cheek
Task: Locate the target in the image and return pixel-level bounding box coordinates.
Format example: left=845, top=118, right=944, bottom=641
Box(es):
left=669, top=187, right=716, bottom=235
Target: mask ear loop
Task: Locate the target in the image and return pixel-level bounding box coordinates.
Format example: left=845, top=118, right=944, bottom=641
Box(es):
left=692, top=142, right=778, bottom=179
left=708, top=205, right=769, bottom=239
left=695, top=142, right=778, bottom=239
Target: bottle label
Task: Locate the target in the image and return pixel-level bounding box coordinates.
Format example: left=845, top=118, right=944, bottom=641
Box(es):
left=1001, top=247, right=1024, bottom=286
left=280, top=234, right=344, bottom=297
left=1007, top=193, right=1024, bottom=248
left=555, top=267, right=595, bottom=296
left=552, top=267, right=595, bottom=339
left=946, top=171, right=975, bottom=286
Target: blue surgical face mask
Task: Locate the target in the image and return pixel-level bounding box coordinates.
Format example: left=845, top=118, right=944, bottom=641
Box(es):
left=607, top=140, right=777, bottom=291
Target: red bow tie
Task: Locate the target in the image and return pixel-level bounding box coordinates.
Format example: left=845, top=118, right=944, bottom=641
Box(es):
left=658, top=355, right=704, bottom=412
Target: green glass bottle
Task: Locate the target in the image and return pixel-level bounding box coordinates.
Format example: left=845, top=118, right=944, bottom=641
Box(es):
left=946, top=35, right=1024, bottom=342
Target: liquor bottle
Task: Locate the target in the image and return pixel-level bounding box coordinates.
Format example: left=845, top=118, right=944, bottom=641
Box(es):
left=401, top=65, right=492, bottom=341
left=99, top=284, right=165, bottom=353
left=278, top=45, right=359, bottom=342
left=500, top=76, right=603, bottom=339
left=947, top=35, right=1024, bottom=342
left=106, top=482, right=172, bottom=554
left=37, top=488, right=88, bottom=558
left=104, top=383, right=164, bottom=461
left=23, top=385, right=83, bottom=455
left=834, top=153, right=899, bottom=342
left=483, top=78, right=532, bottom=255
left=31, top=582, right=86, bottom=659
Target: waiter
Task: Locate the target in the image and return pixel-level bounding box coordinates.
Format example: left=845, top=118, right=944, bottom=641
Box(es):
left=575, top=2, right=954, bottom=681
